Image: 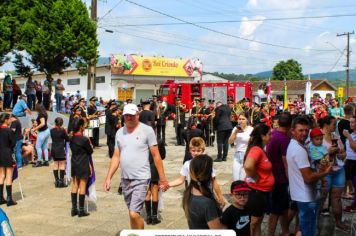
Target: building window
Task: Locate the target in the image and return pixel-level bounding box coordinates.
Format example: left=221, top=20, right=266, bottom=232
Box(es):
left=67, top=78, right=80, bottom=85
left=95, top=76, right=105, bottom=83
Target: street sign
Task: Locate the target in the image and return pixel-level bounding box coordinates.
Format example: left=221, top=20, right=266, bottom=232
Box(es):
left=338, top=87, right=344, bottom=98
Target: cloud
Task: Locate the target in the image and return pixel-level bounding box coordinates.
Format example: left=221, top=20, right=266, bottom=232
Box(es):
left=247, top=0, right=258, bottom=8
left=239, top=15, right=266, bottom=37
left=249, top=41, right=260, bottom=51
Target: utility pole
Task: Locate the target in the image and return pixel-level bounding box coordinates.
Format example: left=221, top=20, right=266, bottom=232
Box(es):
left=88, top=0, right=97, bottom=99
left=337, top=31, right=354, bottom=99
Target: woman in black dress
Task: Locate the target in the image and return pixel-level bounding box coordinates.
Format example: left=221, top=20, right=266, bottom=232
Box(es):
left=70, top=118, right=93, bottom=217
left=0, top=113, right=17, bottom=206
left=50, top=117, right=69, bottom=188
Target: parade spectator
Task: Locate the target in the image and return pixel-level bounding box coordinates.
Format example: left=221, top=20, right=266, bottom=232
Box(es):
left=42, top=78, right=51, bottom=110
left=221, top=180, right=251, bottom=236
left=329, top=99, right=344, bottom=119
left=214, top=101, right=233, bottom=162
left=259, top=103, right=272, bottom=127
left=169, top=137, right=225, bottom=208
left=12, top=79, right=22, bottom=108
left=0, top=113, right=17, bottom=206
left=343, top=116, right=356, bottom=212
left=55, top=79, right=65, bottom=113
left=12, top=95, right=31, bottom=117
left=70, top=118, right=93, bottom=217
left=2, top=75, right=13, bottom=110
left=103, top=103, right=169, bottom=229
left=25, top=77, right=36, bottom=110
left=50, top=117, right=69, bottom=188
left=34, top=80, right=42, bottom=104
left=182, top=154, right=224, bottom=229
left=228, top=111, right=253, bottom=181
left=266, top=113, right=292, bottom=236
left=319, top=116, right=348, bottom=232
left=33, top=104, right=50, bottom=167
left=287, top=116, right=331, bottom=236
left=244, top=124, right=274, bottom=236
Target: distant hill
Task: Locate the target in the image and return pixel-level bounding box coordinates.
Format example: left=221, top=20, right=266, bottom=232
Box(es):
left=254, top=68, right=356, bottom=81
left=254, top=69, right=356, bottom=87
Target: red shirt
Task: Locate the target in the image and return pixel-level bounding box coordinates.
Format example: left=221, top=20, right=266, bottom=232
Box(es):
left=245, top=146, right=275, bottom=192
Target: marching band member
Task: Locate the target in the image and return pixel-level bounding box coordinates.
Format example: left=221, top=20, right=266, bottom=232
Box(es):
left=156, top=99, right=168, bottom=145
left=203, top=100, right=215, bottom=147
left=0, top=113, right=17, bottom=206
left=260, top=103, right=272, bottom=127
left=191, top=98, right=202, bottom=129
left=68, top=105, right=82, bottom=135
left=172, top=97, right=188, bottom=146
left=214, top=101, right=233, bottom=162
left=70, top=118, right=93, bottom=217
left=139, top=100, right=156, bottom=131
left=228, top=99, right=238, bottom=128
left=107, top=105, right=121, bottom=158
left=87, top=96, right=100, bottom=147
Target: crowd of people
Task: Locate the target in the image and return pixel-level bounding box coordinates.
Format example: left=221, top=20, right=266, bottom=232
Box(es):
left=0, top=79, right=356, bottom=235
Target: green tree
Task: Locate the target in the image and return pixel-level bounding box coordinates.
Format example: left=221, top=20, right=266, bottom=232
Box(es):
left=272, top=59, right=304, bottom=81
left=14, top=0, right=98, bottom=92
left=0, top=17, right=12, bottom=66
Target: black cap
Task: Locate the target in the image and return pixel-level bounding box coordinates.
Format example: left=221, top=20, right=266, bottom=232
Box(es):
left=227, top=100, right=234, bottom=104
left=112, top=106, right=119, bottom=112
left=89, top=96, right=97, bottom=101
left=253, top=102, right=260, bottom=108
left=200, top=98, right=206, bottom=101
left=79, top=98, right=85, bottom=102
left=194, top=98, right=200, bottom=102
left=175, top=97, right=181, bottom=101
left=126, top=98, right=133, bottom=103
left=152, top=95, right=157, bottom=98
left=208, top=99, right=215, bottom=104
left=72, top=106, right=82, bottom=112
left=141, top=100, right=151, bottom=105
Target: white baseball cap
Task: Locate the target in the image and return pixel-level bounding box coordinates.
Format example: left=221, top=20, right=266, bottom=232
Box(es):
left=123, top=104, right=139, bottom=115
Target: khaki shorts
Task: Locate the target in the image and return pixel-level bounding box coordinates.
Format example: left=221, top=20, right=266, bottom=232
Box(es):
left=121, top=179, right=150, bottom=213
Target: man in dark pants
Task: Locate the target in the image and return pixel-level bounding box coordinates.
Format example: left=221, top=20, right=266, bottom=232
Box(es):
left=87, top=96, right=100, bottom=147
left=105, top=99, right=116, bottom=157
left=172, top=97, right=187, bottom=146
left=214, top=101, right=233, bottom=162
left=107, top=106, right=120, bottom=158
left=202, top=100, right=215, bottom=147
left=156, top=99, right=168, bottom=145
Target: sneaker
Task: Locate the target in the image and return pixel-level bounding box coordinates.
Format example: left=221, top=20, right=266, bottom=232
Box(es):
left=344, top=205, right=356, bottom=213
left=321, top=208, right=330, bottom=216
left=43, top=161, right=49, bottom=166
left=32, top=161, right=43, bottom=168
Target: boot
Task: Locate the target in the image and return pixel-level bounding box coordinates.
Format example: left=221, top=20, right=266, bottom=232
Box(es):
left=145, top=200, right=152, bottom=224
left=53, top=170, right=59, bottom=188
left=6, top=185, right=17, bottom=207
left=151, top=201, right=161, bottom=225
left=78, top=194, right=90, bottom=217
left=0, top=184, right=6, bottom=205
left=71, top=192, right=78, bottom=216
left=58, top=170, right=67, bottom=188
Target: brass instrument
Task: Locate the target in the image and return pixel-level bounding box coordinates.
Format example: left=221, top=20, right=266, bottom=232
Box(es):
left=209, top=108, right=215, bottom=137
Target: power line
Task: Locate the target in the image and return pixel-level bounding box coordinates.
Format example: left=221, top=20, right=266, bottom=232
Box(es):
left=104, top=12, right=356, bottom=27
left=99, top=0, right=125, bottom=21
left=327, top=48, right=346, bottom=72
left=125, top=0, right=337, bottom=52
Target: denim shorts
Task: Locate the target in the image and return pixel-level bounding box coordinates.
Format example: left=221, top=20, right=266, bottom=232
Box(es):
left=296, top=200, right=320, bottom=236
left=121, top=179, right=150, bottom=213
left=324, top=167, right=345, bottom=189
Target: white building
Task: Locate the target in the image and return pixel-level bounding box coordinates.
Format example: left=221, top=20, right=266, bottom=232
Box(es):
left=3, top=55, right=203, bottom=104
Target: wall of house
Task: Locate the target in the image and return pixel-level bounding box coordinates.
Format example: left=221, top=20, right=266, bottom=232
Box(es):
left=312, top=90, right=335, bottom=99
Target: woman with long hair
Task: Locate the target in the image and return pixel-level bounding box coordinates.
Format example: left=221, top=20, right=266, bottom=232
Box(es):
left=243, top=124, right=274, bottom=236
left=228, top=111, right=254, bottom=181
left=318, top=116, right=348, bottom=232
left=70, top=118, right=93, bottom=217
left=0, top=113, right=17, bottom=206
left=182, top=154, right=224, bottom=229
left=50, top=117, right=69, bottom=188
left=33, top=103, right=50, bottom=167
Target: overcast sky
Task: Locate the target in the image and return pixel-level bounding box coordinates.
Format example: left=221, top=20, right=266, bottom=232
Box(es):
left=2, top=0, right=356, bottom=75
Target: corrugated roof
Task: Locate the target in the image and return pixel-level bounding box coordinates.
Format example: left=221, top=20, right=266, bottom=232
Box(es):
left=253, top=79, right=336, bottom=92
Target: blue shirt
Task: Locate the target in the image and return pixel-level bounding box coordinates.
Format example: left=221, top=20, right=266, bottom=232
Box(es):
left=12, top=99, right=28, bottom=116
left=308, top=143, right=328, bottom=161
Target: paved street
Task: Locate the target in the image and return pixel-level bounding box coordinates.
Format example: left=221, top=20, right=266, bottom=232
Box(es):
left=3, top=121, right=354, bottom=236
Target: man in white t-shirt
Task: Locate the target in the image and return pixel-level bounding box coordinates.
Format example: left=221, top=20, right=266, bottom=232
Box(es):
left=103, top=104, right=169, bottom=229
left=287, top=116, right=331, bottom=236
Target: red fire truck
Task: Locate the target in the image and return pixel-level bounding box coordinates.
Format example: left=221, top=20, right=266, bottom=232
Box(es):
left=158, top=80, right=253, bottom=109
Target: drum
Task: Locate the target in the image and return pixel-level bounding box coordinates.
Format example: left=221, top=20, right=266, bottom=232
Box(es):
left=99, top=116, right=106, bottom=125
left=89, top=119, right=100, bottom=128
left=84, top=129, right=93, bottom=137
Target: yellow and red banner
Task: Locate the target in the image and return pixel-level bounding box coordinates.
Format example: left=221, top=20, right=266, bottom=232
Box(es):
left=110, top=54, right=203, bottom=77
